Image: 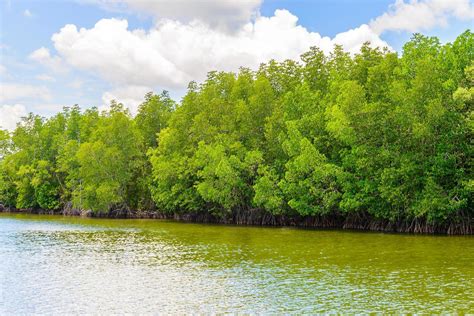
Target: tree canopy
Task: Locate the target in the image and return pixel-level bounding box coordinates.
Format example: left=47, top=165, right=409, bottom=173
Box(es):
left=1, top=31, right=472, bottom=231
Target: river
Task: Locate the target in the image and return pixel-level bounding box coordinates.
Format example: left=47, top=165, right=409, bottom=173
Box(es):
left=0, top=213, right=472, bottom=313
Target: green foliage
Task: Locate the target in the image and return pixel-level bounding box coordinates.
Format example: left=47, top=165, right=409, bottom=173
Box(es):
left=0, top=31, right=472, bottom=225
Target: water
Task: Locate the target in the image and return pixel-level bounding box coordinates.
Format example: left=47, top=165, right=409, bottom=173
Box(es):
left=0, top=213, right=472, bottom=314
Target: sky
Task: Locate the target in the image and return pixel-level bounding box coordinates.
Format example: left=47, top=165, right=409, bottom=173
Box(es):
left=0, top=0, right=473, bottom=130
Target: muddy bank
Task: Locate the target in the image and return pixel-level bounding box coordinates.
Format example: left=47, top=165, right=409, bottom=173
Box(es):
left=0, top=204, right=471, bottom=235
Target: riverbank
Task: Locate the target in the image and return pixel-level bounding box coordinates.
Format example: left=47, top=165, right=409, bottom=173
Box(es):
left=1, top=205, right=471, bottom=235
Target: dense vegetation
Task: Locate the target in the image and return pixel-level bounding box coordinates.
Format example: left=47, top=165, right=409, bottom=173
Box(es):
left=0, top=32, right=472, bottom=233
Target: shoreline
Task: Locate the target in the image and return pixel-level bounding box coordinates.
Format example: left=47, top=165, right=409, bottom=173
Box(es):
left=1, top=206, right=472, bottom=235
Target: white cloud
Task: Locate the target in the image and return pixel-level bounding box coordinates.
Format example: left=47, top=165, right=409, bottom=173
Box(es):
left=47, top=10, right=390, bottom=91
left=83, top=0, right=262, bottom=31
left=0, top=64, right=6, bottom=76
left=29, top=47, right=66, bottom=73
left=332, top=24, right=389, bottom=53
left=51, top=19, right=190, bottom=88
left=370, top=0, right=474, bottom=34
left=33, top=0, right=472, bottom=116
left=0, top=104, right=27, bottom=131
left=23, top=9, right=32, bottom=18
left=101, top=85, right=151, bottom=114
left=0, top=83, right=52, bottom=102
left=36, top=74, right=56, bottom=82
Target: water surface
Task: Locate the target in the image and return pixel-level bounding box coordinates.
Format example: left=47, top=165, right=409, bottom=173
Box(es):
left=0, top=213, right=472, bottom=313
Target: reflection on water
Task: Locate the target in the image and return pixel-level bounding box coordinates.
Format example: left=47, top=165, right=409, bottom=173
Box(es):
left=0, top=213, right=472, bottom=313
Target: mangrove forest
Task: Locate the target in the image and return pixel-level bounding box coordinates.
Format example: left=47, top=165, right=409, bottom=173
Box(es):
left=0, top=31, right=473, bottom=234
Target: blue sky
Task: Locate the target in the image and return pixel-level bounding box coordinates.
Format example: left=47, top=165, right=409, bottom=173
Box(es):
left=0, top=0, right=473, bottom=130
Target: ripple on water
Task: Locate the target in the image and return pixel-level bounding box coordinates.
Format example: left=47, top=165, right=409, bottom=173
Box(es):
left=0, top=214, right=473, bottom=314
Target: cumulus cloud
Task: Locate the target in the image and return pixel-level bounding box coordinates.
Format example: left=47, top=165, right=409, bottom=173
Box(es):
left=370, top=0, right=474, bottom=34
left=48, top=10, right=389, bottom=92
left=33, top=0, right=472, bottom=114
left=0, top=104, right=27, bottom=131
left=332, top=24, right=390, bottom=53
left=51, top=19, right=190, bottom=88
left=101, top=85, right=151, bottom=114
left=29, top=47, right=66, bottom=73
left=0, top=83, right=51, bottom=102
left=84, top=0, right=262, bottom=31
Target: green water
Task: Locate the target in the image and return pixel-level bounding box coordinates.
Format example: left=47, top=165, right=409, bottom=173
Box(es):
left=0, top=213, right=472, bottom=313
